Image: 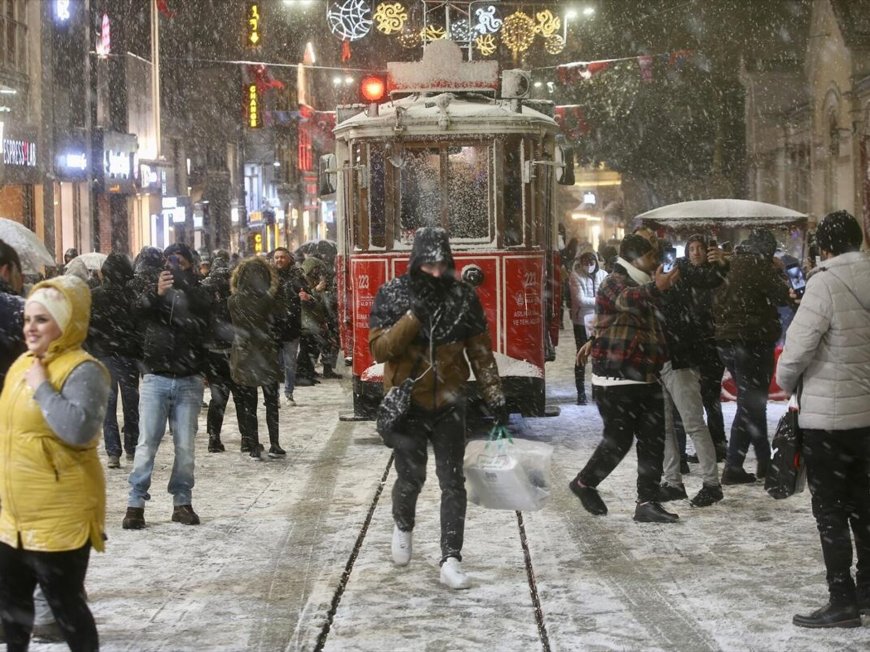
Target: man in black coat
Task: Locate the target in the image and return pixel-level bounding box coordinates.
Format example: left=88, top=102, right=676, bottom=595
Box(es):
left=272, top=247, right=305, bottom=405
left=123, top=243, right=211, bottom=530
left=86, top=252, right=141, bottom=468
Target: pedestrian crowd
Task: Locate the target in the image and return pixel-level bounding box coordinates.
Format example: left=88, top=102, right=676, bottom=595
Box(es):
left=0, top=210, right=869, bottom=648
left=564, top=211, right=870, bottom=628
left=0, top=238, right=343, bottom=649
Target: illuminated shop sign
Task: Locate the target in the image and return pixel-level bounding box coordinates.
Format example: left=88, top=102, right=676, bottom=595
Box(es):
left=104, top=150, right=131, bottom=179
left=246, top=2, right=261, bottom=47
left=3, top=138, right=37, bottom=167
left=246, top=83, right=261, bottom=128
left=55, top=0, right=71, bottom=21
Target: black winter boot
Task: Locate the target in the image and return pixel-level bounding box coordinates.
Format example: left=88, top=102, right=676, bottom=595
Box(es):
left=208, top=435, right=225, bottom=453
left=857, top=584, right=870, bottom=616
left=322, top=364, right=341, bottom=379
left=574, top=365, right=587, bottom=405
left=793, top=602, right=860, bottom=628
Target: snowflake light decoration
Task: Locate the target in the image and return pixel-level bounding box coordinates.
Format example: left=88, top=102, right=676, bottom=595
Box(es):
left=421, top=24, right=445, bottom=42
left=474, top=34, right=497, bottom=57
left=327, top=0, right=372, bottom=42
left=544, top=34, right=565, bottom=54
left=373, top=2, right=407, bottom=35
left=501, top=11, right=535, bottom=54
left=473, top=5, right=502, bottom=35
left=449, top=18, right=473, bottom=42
left=534, top=10, right=560, bottom=37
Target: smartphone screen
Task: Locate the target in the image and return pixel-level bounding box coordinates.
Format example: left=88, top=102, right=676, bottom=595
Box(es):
left=662, top=247, right=677, bottom=273
left=786, top=263, right=806, bottom=295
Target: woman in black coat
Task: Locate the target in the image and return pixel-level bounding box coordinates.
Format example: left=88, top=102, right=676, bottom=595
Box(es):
left=228, top=257, right=285, bottom=459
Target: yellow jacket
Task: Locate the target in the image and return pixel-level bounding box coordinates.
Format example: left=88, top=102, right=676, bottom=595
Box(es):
left=0, top=276, right=107, bottom=552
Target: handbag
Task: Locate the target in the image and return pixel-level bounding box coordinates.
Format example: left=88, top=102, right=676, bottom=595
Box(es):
left=765, top=394, right=807, bottom=499
left=375, top=357, right=426, bottom=448
left=464, top=426, right=554, bottom=512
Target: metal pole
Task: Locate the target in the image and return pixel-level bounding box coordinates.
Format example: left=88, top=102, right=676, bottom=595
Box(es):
left=151, top=0, right=161, bottom=158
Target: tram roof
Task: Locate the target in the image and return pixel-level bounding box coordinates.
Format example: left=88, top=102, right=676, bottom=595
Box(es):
left=333, top=94, right=559, bottom=139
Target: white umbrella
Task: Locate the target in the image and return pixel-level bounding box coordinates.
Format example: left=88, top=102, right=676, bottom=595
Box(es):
left=0, top=217, right=57, bottom=274
left=68, top=252, right=108, bottom=271
left=635, top=199, right=808, bottom=229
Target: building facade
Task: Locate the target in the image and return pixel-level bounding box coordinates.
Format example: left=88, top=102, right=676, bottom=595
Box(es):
left=743, top=0, right=870, bottom=241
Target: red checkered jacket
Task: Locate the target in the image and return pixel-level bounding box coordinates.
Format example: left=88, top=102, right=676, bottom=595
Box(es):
left=591, top=263, right=669, bottom=383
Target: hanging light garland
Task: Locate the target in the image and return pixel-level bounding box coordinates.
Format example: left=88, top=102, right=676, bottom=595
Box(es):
left=449, top=18, right=473, bottom=42
left=473, top=5, right=502, bottom=35
left=544, top=34, right=565, bottom=54
left=501, top=11, right=535, bottom=54
left=474, top=34, right=497, bottom=57
left=327, top=0, right=373, bottom=41
left=421, top=24, right=446, bottom=42
left=533, top=10, right=560, bottom=37
left=398, top=27, right=422, bottom=49
left=373, top=2, right=407, bottom=35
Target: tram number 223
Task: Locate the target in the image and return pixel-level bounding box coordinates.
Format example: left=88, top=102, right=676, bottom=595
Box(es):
left=357, top=275, right=370, bottom=290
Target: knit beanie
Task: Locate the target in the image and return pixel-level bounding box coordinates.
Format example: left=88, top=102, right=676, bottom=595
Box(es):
left=27, top=287, right=72, bottom=333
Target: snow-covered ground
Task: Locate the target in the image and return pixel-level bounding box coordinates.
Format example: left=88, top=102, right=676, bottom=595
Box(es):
left=32, top=336, right=870, bottom=651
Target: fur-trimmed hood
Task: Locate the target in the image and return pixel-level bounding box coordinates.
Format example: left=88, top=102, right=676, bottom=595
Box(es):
left=231, top=256, right=278, bottom=298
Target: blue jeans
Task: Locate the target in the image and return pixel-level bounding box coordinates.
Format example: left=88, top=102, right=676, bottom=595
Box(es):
left=280, top=339, right=299, bottom=397
left=128, top=373, right=203, bottom=508
left=99, top=355, right=140, bottom=458
left=717, top=342, right=774, bottom=470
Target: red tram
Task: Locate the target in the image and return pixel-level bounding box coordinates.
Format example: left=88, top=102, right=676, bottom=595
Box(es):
left=321, top=41, right=574, bottom=418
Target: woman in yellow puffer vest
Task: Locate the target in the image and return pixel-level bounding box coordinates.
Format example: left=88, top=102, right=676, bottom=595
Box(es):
left=0, top=275, right=109, bottom=651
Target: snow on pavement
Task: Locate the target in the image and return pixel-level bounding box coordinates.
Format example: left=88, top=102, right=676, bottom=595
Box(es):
left=30, top=338, right=870, bottom=651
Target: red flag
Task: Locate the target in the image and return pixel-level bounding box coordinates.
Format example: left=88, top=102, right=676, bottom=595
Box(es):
left=156, top=0, right=175, bottom=18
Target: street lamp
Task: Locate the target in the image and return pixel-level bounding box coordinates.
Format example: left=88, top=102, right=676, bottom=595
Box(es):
left=563, top=6, right=595, bottom=42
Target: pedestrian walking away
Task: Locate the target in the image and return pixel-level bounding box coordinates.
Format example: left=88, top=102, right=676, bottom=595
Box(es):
left=369, top=227, right=508, bottom=590
left=0, top=275, right=110, bottom=650
left=86, top=252, right=142, bottom=469
left=229, top=256, right=286, bottom=459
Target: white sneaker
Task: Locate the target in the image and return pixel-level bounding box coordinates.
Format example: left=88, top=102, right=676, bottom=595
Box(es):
left=439, top=557, right=471, bottom=589
left=282, top=395, right=296, bottom=407
left=391, top=525, right=412, bottom=566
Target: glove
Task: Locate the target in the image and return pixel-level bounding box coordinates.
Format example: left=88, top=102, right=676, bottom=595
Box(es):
left=492, top=403, right=510, bottom=427
left=410, top=291, right=429, bottom=321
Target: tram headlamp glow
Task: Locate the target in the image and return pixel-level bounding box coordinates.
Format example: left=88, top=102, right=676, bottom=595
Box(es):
left=461, top=264, right=484, bottom=287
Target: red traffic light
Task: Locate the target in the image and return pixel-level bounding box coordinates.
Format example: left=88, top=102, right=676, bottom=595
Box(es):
left=360, top=75, right=386, bottom=102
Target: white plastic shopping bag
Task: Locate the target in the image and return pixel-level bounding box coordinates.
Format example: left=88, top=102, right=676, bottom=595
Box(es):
left=464, top=427, right=553, bottom=511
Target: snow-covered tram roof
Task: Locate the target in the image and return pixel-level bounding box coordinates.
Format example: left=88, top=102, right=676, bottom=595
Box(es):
left=333, top=93, right=559, bottom=140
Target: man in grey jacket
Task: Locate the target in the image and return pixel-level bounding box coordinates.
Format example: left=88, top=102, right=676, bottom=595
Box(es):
left=776, top=210, right=870, bottom=628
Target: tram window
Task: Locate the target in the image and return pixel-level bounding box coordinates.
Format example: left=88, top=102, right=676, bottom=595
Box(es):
left=447, top=145, right=489, bottom=240
left=399, top=148, right=442, bottom=240
left=503, top=136, right=524, bottom=246
left=369, top=145, right=386, bottom=247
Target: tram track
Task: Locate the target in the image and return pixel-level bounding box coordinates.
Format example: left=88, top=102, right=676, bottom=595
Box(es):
left=314, top=441, right=553, bottom=652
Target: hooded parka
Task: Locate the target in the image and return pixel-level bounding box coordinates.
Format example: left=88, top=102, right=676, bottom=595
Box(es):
left=228, top=257, right=281, bottom=387
left=0, top=276, right=108, bottom=552
left=368, top=227, right=504, bottom=411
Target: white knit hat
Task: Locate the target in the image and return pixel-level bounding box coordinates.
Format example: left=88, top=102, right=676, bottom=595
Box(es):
left=27, top=287, right=72, bottom=333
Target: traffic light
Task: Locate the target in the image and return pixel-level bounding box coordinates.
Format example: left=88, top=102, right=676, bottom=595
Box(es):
left=360, top=75, right=387, bottom=103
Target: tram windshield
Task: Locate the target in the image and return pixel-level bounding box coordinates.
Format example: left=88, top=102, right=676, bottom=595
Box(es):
left=397, top=143, right=490, bottom=242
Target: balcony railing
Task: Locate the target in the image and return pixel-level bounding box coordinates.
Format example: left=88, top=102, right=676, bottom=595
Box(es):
left=0, top=16, right=27, bottom=75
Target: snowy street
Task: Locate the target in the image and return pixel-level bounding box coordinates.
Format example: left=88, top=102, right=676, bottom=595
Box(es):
left=33, top=339, right=870, bottom=652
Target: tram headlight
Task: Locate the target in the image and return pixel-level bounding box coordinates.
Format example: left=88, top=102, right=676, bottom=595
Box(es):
left=461, top=264, right=484, bottom=288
